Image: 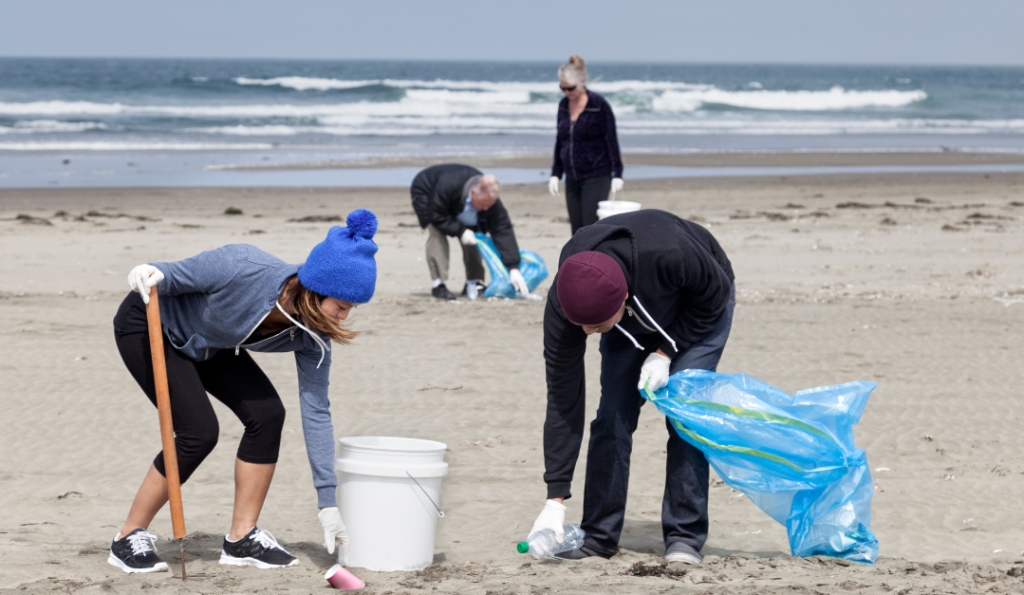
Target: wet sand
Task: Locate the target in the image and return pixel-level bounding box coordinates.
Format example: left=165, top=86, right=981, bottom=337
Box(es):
left=207, top=150, right=1024, bottom=171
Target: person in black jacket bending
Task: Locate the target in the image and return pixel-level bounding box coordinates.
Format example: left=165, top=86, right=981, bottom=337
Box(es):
left=547, top=55, right=624, bottom=235
left=529, top=209, right=735, bottom=565
left=411, top=164, right=527, bottom=300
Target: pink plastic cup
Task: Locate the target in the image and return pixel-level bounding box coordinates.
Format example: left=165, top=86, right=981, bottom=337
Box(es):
left=325, top=564, right=365, bottom=590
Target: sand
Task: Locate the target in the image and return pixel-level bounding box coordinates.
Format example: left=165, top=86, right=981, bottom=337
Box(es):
left=2, top=167, right=1024, bottom=594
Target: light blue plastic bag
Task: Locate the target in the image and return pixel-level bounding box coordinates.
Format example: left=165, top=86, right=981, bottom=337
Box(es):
left=643, top=370, right=879, bottom=564
left=475, top=233, right=549, bottom=298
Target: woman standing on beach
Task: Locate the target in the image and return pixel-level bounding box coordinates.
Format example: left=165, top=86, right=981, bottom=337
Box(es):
left=548, top=55, right=624, bottom=235
left=107, top=210, right=378, bottom=573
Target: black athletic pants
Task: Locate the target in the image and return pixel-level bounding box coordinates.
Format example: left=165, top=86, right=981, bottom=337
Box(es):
left=114, top=295, right=285, bottom=483
left=565, top=174, right=612, bottom=236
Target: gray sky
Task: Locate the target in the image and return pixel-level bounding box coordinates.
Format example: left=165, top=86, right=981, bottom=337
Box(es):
left=1, top=0, right=1022, bottom=65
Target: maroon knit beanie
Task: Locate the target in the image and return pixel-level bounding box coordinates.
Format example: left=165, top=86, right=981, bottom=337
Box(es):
left=556, top=251, right=628, bottom=325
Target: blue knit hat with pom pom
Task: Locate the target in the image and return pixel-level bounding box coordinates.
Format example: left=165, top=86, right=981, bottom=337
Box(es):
left=299, top=209, right=379, bottom=303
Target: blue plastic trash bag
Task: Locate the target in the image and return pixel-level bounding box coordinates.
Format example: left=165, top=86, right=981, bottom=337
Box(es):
left=642, top=370, right=879, bottom=564
left=475, top=233, right=549, bottom=298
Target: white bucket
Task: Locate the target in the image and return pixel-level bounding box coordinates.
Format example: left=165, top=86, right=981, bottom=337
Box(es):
left=335, top=436, right=448, bottom=571
left=597, top=199, right=642, bottom=220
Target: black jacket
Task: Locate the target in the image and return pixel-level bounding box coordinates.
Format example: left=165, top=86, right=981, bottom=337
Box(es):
left=410, top=164, right=521, bottom=269
left=551, top=90, right=623, bottom=181
left=541, top=209, right=734, bottom=499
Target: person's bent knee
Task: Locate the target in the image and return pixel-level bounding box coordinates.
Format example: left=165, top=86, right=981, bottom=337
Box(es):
left=249, top=399, right=286, bottom=437
left=192, top=425, right=220, bottom=460
left=236, top=399, right=284, bottom=465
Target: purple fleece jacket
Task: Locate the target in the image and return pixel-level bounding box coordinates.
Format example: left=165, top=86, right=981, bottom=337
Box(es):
left=551, top=90, right=624, bottom=181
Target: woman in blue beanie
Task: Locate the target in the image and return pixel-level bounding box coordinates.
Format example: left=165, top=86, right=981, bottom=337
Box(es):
left=106, top=209, right=378, bottom=573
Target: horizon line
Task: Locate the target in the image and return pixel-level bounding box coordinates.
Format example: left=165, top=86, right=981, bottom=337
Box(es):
left=1, top=55, right=1023, bottom=69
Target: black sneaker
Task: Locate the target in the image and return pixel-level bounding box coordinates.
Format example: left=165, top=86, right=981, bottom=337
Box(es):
left=554, top=544, right=613, bottom=560
left=107, top=529, right=169, bottom=574
left=432, top=283, right=456, bottom=301
left=219, top=527, right=298, bottom=569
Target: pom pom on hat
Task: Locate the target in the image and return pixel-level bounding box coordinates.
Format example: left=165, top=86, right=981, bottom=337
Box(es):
left=346, top=208, right=378, bottom=239
left=556, top=251, right=627, bottom=325
left=299, top=210, right=379, bottom=303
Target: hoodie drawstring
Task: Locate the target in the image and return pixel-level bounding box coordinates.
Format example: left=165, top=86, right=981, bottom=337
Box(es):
left=631, top=296, right=678, bottom=354
left=274, top=302, right=329, bottom=368
left=613, top=323, right=643, bottom=350
left=615, top=295, right=678, bottom=354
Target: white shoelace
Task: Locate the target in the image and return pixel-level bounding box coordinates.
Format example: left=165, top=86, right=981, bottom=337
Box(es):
left=252, top=529, right=291, bottom=555
left=127, top=531, right=159, bottom=556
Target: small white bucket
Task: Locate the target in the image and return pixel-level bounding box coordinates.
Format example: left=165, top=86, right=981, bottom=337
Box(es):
left=336, top=436, right=448, bottom=572
left=597, top=199, right=642, bottom=220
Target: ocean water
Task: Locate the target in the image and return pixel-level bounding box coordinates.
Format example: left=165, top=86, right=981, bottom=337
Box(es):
left=1, top=58, right=1023, bottom=187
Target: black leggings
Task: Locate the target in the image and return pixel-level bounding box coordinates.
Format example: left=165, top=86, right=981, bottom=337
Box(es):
left=115, top=330, right=285, bottom=483
left=565, top=174, right=612, bottom=236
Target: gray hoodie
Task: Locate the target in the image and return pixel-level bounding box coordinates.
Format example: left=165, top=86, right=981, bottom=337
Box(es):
left=152, top=244, right=338, bottom=508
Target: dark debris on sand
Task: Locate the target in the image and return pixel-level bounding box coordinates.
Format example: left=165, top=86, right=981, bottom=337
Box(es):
left=288, top=214, right=343, bottom=222
left=623, top=561, right=689, bottom=579
left=85, top=210, right=159, bottom=221
left=16, top=214, right=53, bottom=226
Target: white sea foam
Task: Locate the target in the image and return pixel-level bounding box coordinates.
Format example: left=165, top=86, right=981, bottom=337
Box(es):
left=403, top=89, right=533, bottom=104
left=185, top=125, right=303, bottom=136
left=0, top=141, right=274, bottom=151
left=653, top=86, right=927, bottom=112
left=617, top=118, right=1024, bottom=135
left=234, top=76, right=712, bottom=94
left=0, top=101, right=127, bottom=115
left=4, top=85, right=1018, bottom=143
left=175, top=117, right=1024, bottom=137
left=0, top=120, right=107, bottom=134
left=234, top=77, right=380, bottom=91
left=0, top=99, right=556, bottom=119
left=0, top=85, right=924, bottom=124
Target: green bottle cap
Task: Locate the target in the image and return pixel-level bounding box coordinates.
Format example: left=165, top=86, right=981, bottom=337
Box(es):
left=517, top=542, right=529, bottom=554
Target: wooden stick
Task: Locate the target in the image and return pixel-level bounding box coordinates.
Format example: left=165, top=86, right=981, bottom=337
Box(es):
left=146, top=286, right=187, bottom=580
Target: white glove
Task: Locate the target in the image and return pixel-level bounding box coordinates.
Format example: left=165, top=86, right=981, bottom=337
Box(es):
left=318, top=507, right=351, bottom=562
left=548, top=176, right=560, bottom=197
left=638, top=351, right=672, bottom=393
left=509, top=268, right=529, bottom=295
left=460, top=229, right=477, bottom=246
left=127, top=264, right=164, bottom=305
left=529, top=499, right=566, bottom=543
left=611, top=177, right=624, bottom=193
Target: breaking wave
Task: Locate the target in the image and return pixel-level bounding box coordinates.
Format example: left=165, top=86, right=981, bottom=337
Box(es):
left=0, top=141, right=274, bottom=151
left=653, top=86, right=927, bottom=112
left=0, top=119, right=107, bottom=134
left=233, top=76, right=710, bottom=94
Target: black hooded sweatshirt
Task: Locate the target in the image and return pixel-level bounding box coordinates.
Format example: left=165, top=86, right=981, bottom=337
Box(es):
left=410, top=163, right=521, bottom=269
left=541, top=209, right=734, bottom=499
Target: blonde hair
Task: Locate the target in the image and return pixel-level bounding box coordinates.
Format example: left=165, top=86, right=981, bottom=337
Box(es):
left=287, top=276, right=359, bottom=345
left=558, top=54, right=587, bottom=86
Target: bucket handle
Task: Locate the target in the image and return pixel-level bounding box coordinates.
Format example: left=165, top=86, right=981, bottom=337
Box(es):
left=406, top=472, right=445, bottom=518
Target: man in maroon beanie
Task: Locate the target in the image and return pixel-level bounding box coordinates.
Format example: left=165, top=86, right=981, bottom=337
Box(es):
left=528, top=209, right=735, bottom=565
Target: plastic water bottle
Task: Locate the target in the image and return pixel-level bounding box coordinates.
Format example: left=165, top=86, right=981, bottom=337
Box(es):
left=516, top=524, right=586, bottom=557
